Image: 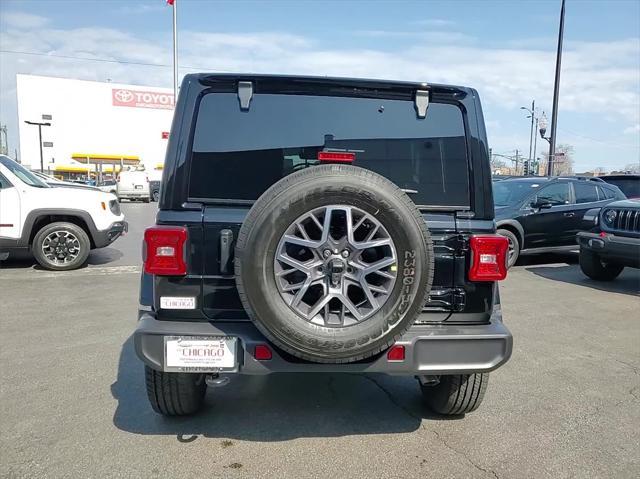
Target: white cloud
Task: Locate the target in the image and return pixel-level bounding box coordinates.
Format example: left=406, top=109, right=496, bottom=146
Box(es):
left=410, top=19, right=456, bottom=28
left=116, top=3, right=165, bottom=15
left=623, top=124, right=640, bottom=135
left=0, top=11, right=49, bottom=29
left=354, top=30, right=473, bottom=43
left=0, top=13, right=638, bottom=168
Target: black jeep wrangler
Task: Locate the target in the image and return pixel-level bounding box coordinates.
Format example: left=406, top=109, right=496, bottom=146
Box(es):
left=577, top=199, right=640, bottom=280
left=135, top=74, right=512, bottom=416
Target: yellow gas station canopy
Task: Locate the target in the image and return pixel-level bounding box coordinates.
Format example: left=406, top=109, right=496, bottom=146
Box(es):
left=55, top=165, right=120, bottom=173
left=71, top=153, right=140, bottom=164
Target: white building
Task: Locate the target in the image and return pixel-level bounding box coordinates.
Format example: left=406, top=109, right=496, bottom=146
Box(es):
left=16, top=74, right=174, bottom=180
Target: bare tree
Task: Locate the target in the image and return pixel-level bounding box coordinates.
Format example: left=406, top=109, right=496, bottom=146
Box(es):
left=552, top=144, right=575, bottom=176
left=593, top=166, right=607, bottom=176
left=623, top=162, right=640, bottom=174
left=490, top=156, right=507, bottom=172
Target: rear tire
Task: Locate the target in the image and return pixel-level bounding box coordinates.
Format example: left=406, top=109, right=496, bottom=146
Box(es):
left=152, top=190, right=160, bottom=202
left=579, top=247, right=623, bottom=281
left=144, top=366, right=206, bottom=416
left=497, top=228, right=519, bottom=268
left=420, top=373, right=489, bottom=415
left=143, top=197, right=150, bottom=203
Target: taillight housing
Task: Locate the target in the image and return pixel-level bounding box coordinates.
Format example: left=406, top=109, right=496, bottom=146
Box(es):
left=143, top=226, right=187, bottom=275
left=468, top=235, right=508, bottom=282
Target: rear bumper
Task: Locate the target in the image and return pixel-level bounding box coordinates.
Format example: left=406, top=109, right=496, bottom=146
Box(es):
left=577, top=231, right=640, bottom=268
left=119, top=191, right=149, bottom=199
left=134, top=309, right=513, bottom=375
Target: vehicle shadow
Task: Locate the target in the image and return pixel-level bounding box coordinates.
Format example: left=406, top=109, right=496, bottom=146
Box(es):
left=111, top=336, right=456, bottom=442
left=515, top=252, right=578, bottom=267
left=0, top=248, right=124, bottom=270
left=87, top=247, right=124, bottom=266
left=0, top=251, right=36, bottom=269
left=525, top=263, right=640, bottom=296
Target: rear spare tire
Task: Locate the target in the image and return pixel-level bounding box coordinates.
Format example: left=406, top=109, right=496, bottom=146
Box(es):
left=235, top=164, right=434, bottom=363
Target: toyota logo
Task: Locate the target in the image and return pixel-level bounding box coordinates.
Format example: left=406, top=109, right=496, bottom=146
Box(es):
left=114, top=89, right=134, bottom=103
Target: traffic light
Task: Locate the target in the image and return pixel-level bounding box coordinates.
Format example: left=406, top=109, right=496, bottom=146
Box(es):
left=523, top=160, right=530, bottom=176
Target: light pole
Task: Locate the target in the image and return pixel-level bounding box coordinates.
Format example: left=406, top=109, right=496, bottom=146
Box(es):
left=167, top=0, right=178, bottom=100
left=24, top=120, right=51, bottom=172
left=548, top=0, right=566, bottom=176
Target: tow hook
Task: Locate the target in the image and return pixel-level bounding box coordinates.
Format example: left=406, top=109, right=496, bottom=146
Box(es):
left=205, top=374, right=230, bottom=388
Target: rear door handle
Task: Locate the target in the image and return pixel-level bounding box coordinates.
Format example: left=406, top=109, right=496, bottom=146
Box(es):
left=563, top=212, right=575, bottom=217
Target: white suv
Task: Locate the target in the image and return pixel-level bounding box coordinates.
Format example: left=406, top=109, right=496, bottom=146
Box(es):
left=0, top=155, right=127, bottom=271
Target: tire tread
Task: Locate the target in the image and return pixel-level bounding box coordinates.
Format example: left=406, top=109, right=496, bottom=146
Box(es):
left=235, top=164, right=434, bottom=363
left=421, top=373, right=489, bottom=415
left=144, top=366, right=206, bottom=416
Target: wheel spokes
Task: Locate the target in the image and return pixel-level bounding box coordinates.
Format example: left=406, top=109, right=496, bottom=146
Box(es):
left=275, top=205, right=398, bottom=326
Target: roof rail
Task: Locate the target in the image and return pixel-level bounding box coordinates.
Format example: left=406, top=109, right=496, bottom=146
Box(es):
left=559, top=176, right=606, bottom=182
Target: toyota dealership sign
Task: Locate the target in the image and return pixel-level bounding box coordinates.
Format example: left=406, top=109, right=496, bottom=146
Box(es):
left=17, top=74, right=174, bottom=173
left=112, top=88, right=174, bottom=110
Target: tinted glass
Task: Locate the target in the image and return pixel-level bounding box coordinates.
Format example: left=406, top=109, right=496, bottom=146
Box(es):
left=0, top=172, right=11, bottom=189
left=492, top=180, right=543, bottom=206
left=535, top=183, right=570, bottom=205
left=602, top=177, right=639, bottom=198
left=0, top=155, right=49, bottom=188
left=574, top=182, right=599, bottom=203
left=190, top=93, right=469, bottom=207
left=597, top=186, right=613, bottom=200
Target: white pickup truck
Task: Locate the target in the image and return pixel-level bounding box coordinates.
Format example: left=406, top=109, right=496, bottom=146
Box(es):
left=0, top=155, right=127, bottom=271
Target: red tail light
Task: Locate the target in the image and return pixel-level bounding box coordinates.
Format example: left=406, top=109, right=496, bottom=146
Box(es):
left=387, top=344, right=405, bottom=361
left=254, top=344, right=273, bottom=361
left=143, top=226, right=187, bottom=275
left=468, top=235, right=508, bottom=281
left=318, top=151, right=355, bottom=163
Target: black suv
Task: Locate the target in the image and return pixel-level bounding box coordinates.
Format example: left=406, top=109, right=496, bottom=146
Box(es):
left=136, top=74, right=512, bottom=417
left=493, top=177, right=625, bottom=266
left=577, top=199, right=640, bottom=280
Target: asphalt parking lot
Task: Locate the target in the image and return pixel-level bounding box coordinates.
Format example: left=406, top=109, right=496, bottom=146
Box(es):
left=1, top=202, right=639, bottom=479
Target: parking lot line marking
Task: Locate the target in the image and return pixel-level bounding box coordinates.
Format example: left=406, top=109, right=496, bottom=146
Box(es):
left=0, top=265, right=141, bottom=280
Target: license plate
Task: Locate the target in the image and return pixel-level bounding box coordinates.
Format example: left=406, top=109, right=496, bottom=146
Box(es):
left=164, top=336, right=238, bottom=372
left=135, top=185, right=143, bottom=189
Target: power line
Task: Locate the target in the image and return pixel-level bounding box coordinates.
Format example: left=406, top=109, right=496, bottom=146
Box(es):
left=0, top=49, right=173, bottom=68
left=0, top=49, right=228, bottom=73
left=557, top=126, right=638, bottom=149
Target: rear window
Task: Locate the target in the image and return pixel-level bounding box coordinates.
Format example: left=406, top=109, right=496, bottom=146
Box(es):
left=189, top=93, right=470, bottom=207
left=602, top=177, right=639, bottom=198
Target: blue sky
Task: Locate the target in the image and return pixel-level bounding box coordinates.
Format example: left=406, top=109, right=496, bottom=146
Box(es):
left=1, top=0, right=639, bottom=172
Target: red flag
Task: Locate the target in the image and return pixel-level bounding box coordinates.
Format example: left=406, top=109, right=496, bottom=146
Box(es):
left=167, top=0, right=174, bottom=5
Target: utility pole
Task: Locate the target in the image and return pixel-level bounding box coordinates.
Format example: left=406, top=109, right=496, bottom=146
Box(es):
left=514, top=149, right=520, bottom=175
left=532, top=116, right=538, bottom=173
left=527, top=100, right=535, bottom=164
left=548, top=0, right=566, bottom=176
